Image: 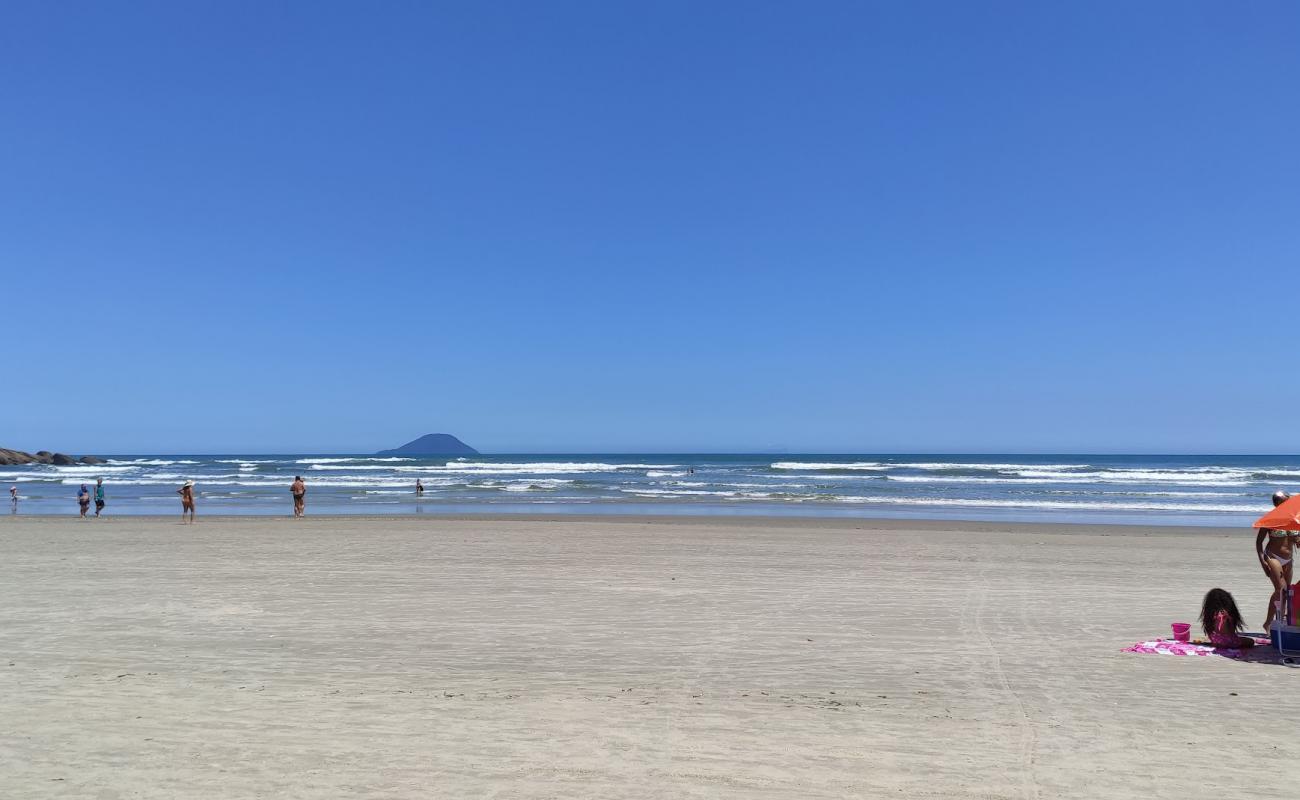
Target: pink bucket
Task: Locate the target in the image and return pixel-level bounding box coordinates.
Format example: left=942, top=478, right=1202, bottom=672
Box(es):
left=1171, top=622, right=1192, bottom=642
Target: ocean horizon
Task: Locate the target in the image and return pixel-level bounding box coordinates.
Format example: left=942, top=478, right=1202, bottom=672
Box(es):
left=6, top=453, right=1296, bottom=526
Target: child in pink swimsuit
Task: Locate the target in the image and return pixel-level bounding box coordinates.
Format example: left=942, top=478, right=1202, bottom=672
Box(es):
left=1200, top=588, right=1254, bottom=648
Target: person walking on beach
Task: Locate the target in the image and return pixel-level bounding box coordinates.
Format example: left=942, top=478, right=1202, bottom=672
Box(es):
left=94, top=477, right=106, bottom=518
left=416, top=478, right=424, bottom=497
left=1256, top=490, right=1294, bottom=629
left=291, top=476, right=306, bottom=517
left=9, top=484, right=16, bottom=510
left=177, top=480, right=196, bottom=523
left=77, top=484, right=90, bottom=517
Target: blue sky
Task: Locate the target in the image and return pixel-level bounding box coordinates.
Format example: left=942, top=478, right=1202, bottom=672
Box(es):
left=2, top=2, right=1297, bottom=454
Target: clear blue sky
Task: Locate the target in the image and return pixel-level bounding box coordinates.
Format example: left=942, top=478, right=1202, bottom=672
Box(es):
left=2, top=2, right=1297, bottom=454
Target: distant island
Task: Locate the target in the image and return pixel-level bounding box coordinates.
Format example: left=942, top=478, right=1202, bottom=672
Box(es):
left=377, top=434, right=479, bottom=456
left=0, top=447, right=103, bottom=466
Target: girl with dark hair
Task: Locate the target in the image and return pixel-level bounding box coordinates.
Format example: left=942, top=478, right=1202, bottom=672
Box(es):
left=1201, top=588, right=1253, bottom=649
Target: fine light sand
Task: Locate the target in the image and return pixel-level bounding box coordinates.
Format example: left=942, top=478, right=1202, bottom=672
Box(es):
left=1, top=514, right=1297, bottom=799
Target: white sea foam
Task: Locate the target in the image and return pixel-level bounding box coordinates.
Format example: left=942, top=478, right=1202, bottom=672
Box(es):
left=618, top=487, right=1261, bottom=512
left=623, top=488, right=741, bottom=497
left=501, top=479, right=573, bottom=492
left=58, top=476, right=462, bottom=489
left=771, top=462, right=888, bottom=471
left=396, top=462, right=678, bottom=475
left=771, top=461, right=1090, bottom=472
left=880, top=474, right=1247, bottom=487
left=875, top=469, right=1259, bottom=487
left=767, top=473, right=876, bottom=481
left=145, top=472, right=247, bottom=480
left=313, top=461, right=617, bottom=478
left=890, top=462, right=1091, bottom=472
left=646, top=470, right=688, bottom=477
left=673, top=481, right=811, bottom=489
left=51, top=465, right=137, bottom=474
left=887, top=475, right=1048, bottom=484
left=296, top=457, right=414, bottom=464
left=1041, top=489, right=1242, bottom=498
left=59, top=478, right=218, bottom=486
left=822, top=496, right=1260, bottom=512
left=299, top=477, right=463, bottom=488
left=1008, top=469, right=1252, bottom=485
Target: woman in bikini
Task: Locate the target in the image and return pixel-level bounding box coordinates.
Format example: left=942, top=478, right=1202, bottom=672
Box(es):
left=77, top=484, right=90, bottom=517
left=1257, top=490, right=1295, bottom=630
left=177, top=480, right=196, bottom=524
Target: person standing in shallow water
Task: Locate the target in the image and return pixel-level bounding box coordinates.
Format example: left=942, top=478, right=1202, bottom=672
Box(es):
left=416, top=478, right=424, bottom=497
left=291, top=476, right=306, bottom=517
left=77, top=484, right=90, bottom=517
left=177, top=480, right=195, bottom=523
left=94, top=477, right=105, bottom=518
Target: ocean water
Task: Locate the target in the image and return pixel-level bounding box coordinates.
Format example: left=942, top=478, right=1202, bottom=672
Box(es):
left=3, top=454, right=1297, bottom=526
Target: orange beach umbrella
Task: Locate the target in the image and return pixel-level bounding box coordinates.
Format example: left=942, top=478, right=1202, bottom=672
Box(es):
left=1253, top=494, right=1300, bottom=530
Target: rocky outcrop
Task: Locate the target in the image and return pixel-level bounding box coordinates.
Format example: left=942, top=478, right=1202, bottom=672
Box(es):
left=0, top=448, right=103, bottom=466
left=377, top=434, right=479, bottom=456
left=0, top=449, right=40, bottom=465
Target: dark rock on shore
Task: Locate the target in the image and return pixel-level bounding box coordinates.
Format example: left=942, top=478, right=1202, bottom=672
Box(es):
left=378, top=434, right=479, bottom=456
left=0, top=448, right=103, bottom=466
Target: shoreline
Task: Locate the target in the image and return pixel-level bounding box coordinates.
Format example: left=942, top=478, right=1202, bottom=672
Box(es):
left=0, top=511, right=1248, bottom=538
left=3, top=453, right=1284, bottom=528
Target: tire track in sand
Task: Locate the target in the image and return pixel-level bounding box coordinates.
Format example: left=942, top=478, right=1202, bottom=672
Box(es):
left=972, top=560, right=1041, bottom=800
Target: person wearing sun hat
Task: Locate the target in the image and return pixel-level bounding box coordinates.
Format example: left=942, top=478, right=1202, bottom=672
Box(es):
left=177, top=479, right=196, bottom=524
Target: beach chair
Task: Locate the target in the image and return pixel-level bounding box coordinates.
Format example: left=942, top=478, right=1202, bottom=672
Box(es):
left=1270, top=583, right=1300, bottom=665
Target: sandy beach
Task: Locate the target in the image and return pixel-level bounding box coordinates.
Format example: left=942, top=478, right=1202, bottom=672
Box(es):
left=0, top=514, right=1296, bottom=799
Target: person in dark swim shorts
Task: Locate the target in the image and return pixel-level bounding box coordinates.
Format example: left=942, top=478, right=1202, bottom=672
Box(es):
left=291, top=476, right=306, bottom=517
left=94, top=478, right=106, bottom=517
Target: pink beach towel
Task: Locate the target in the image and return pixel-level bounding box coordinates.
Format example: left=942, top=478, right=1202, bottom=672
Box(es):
left=1124, top=639, right=1218, bottom=656
left=1124, top=637, right=1273, bottom=661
